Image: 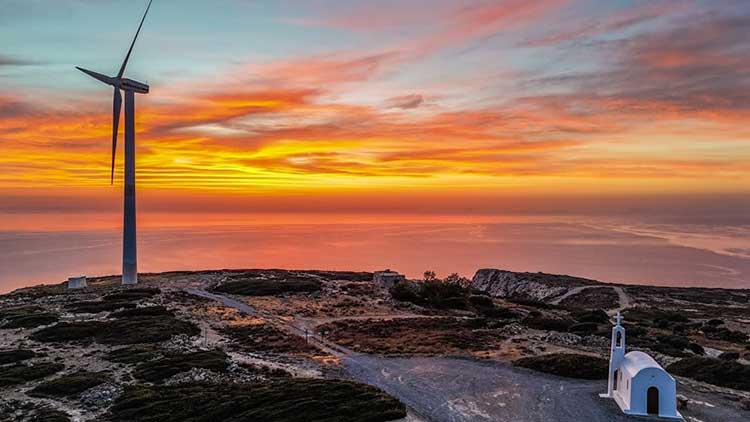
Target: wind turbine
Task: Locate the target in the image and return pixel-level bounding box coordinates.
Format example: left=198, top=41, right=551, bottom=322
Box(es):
left=76, top=0, right=153, bottom=285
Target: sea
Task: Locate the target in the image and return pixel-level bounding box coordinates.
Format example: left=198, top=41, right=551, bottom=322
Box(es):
left=1, top=213, right=749, bottom=293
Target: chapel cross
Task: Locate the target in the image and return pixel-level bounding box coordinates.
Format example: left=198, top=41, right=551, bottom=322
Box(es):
left=615, top=312, right=624, bottom=326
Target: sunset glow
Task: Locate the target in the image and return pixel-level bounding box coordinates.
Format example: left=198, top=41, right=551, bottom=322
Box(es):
left=1, top=0, right=749, bottom=217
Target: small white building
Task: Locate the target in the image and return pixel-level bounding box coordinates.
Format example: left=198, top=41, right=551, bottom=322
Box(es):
left=600, top=313, right=682, bottom=419
left=373, top=269, right=406, bottom=289
left=67, top=276, right=88, bottom=289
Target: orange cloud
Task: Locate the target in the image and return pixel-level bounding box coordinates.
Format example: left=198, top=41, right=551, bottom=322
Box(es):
left=2, top=8, right=750, bottom=199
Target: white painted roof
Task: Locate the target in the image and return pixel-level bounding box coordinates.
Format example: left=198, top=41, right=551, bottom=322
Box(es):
left=620, top=351, right=665, bottom=377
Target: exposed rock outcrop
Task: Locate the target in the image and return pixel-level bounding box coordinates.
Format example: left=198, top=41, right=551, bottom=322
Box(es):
left=470, top=269, right=600, bottom=301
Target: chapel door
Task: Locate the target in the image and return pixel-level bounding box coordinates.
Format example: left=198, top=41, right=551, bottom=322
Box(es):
left=647, top=386, right=659, bottom=415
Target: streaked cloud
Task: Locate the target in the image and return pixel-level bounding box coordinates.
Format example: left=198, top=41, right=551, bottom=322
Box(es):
left=0, top=55, right=40, bottom=67
left=0, top=0, right=748, bottom=210
left=384, top=94, right=423, bottom=109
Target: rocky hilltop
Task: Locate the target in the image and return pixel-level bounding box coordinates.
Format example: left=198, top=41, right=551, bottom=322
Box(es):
left=471, top=268, right=600, bottom=301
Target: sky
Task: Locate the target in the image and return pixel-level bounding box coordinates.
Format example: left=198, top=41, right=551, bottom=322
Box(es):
left=1, top=0, right=749, bottom=223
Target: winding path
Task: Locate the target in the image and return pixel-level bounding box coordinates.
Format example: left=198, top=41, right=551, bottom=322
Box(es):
left=611, top=286, right=630, bottom=314
left=185, top=288, right=745, bottom=422
left=550, top=285, right=631, bottom=316
left=549, top=286, right=591, bottom=305
left=185, top=288, right=353, bottom=356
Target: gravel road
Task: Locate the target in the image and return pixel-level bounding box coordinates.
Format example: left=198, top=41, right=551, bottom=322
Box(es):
left=186, top=289, right=747, bottom=422
left=342, top=356, right=747, bottom=422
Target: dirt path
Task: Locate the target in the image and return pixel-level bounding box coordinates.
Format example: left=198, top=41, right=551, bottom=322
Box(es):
left=611, top=286, right=630, bottom=315
left=185, top=289, right=745, bottom=422
left=184, top=288, right=352, bottom=356
left=550, top=286, right=591, bottom=305
left=550, top=285, right=631, bottom=316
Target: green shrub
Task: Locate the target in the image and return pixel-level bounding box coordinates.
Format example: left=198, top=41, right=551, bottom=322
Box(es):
left=469, top=295, right=494, bottom=308
left=0, top=362, right=64, bottom=386
left=134, top=350, right=228, bottom=383
left=522, top=317, right=575, bottom=332
left=515, top=353, right=607, bottom=379
left=29, top=408, right=70, bottom=422
left=389, top=278, right=472, bottom=311
left=436, top=296, right=470, bottom=310
left=568, top=322, right=599, bottom=334
left=389, top=282, right=420, bottom=303
left=0, top=306, right=59, bottom=329
left=659, top=335, right=690, bottom=349
left=66, top=301, right=137, bottom=314
left=29, top=371, right=111, bottom=398
left=628, top=333, right=704, bottom=358
left=221, top=324, right=318, bottom=355
left=213, top=279, right=321, bottom=296
left=420, top=280, right=468, bottom=308
left=478, top=306, right=519, bottom=319
left=0, top=306, right=41, bottom=318
left=668, top=357, right=750, bottom=391
left=717, top=329, right=748, bottom=343
left=507, top=297, right=559, bottom=309
left=718, top=351, right=740, bottom=361
left=15, top=405, right=71, bottom=422
left=32, top=315, right=199, bottom=345
left=0, top=349, right=35, bottom=364
left=108, top=379, right=406, bottom=422
left=31, top=321, right=102, bottom=342
left=687, top=343, right=705, bottom=355
left=573, top=309, right=609, bottom=324
left=104, top=288, right=160, bottom=301
left=107, top=346, right=161, bottom=364
left=110, top=306, right=173, bottom=318
left=624, top=308, right=687, bottom=328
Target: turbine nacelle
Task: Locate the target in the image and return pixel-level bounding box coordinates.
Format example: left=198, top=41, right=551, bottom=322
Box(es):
left=120, top=78, right=149, bottom=94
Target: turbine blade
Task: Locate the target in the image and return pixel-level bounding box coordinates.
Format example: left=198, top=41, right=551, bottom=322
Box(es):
left=117, top=0, right=153, bottom=78
left=111, top=88, right=122, bottom=185
left=76, top=67, right=114, bottom=86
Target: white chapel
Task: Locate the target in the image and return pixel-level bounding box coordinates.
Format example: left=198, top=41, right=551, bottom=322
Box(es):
left=600, top=313, right=682, bottom=419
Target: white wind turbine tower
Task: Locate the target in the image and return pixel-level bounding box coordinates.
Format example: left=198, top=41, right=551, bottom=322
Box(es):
left=76, top=0, right=154, bottom=285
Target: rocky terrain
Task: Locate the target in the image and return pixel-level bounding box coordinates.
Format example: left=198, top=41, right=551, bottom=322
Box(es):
left=0, top=268, right=749, bottom=421
left=470, top=269, right=601, bottom=301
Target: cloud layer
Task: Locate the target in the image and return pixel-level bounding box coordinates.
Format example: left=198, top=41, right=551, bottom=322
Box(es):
left=0, top=0, right=748, bottom=209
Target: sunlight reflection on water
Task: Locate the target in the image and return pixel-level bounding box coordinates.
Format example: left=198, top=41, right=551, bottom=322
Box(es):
left=1, top=214, right=748, bottom=293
